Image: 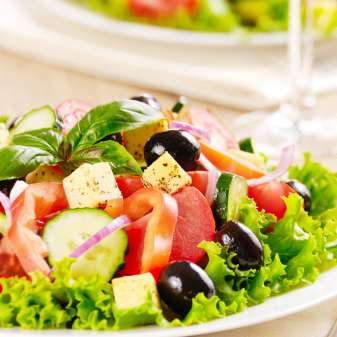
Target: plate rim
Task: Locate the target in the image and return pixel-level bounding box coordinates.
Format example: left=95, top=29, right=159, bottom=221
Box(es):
left=32, top=0, right=290, bottom=47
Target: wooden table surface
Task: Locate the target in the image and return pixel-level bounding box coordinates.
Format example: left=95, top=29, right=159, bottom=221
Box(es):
left=0, top=49, right=337, bottom=337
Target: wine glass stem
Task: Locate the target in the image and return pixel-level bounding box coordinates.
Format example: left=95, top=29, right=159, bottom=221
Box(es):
left=287, top=0, right=315, bottom=123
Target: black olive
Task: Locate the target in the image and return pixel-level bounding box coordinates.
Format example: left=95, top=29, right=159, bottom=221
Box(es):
left=144, top=130, right=200, bottom=170
left=130, top=93, right=161, bottom=112
left=0, top=179, right=18, bottom=197
left=101, top=133, right=123, bottom=144
left=158, top=261, right=215, bottom=317
left=215, top=220, right=263, bottom=270
left=286, top=180, right=311, bottom=212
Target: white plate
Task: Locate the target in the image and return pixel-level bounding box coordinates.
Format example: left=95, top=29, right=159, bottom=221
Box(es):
left=34, top=0, right=290, bottom=47
left=0, top=266, right=337, bottom=337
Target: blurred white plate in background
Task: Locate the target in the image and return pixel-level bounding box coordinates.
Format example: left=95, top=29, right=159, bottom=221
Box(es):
left=33, top=0, right=291, bottom=47
left=0, top=0, right=337, bottom=111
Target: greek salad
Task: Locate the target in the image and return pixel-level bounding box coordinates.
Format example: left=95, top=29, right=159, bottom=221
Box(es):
left=0, top=94, right=336, bottom=330
left=71, top=0, right=337, bottom=34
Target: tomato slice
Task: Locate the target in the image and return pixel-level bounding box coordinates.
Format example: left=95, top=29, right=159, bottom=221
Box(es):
left=190, top=108, right=239, bottom=151
left=248, top=181, right=295, bottom=220
left=170, top=187, right=215, bottom=263
left=188, top=171, right=208, bottom=195
left=117, top=172, right=209, bottom=198
left=118, top=188, right=178, bottom=278
left=201, top=142, right=265, bottom=179
left=116, top=176, right=144, bottom=198
left=7, top=183, right=68, bottom=275
left=129, top=0, right=197, bottom=18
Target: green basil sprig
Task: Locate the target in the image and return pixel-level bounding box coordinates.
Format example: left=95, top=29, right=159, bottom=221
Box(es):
left=0, top=100, right=161, bottom=180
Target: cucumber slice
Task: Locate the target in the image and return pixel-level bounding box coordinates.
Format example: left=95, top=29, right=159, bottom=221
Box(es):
left=239, top=137, right=255, bottom=153
left=43, top=208, right=127, bottom=281
left=214, top=172, right=247, bottom=226
left=0, top=213, right=9, bottom=235
left=10, top=106, right=56, bottom=136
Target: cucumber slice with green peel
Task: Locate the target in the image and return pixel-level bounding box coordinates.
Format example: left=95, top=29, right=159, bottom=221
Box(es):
left=43, top=208, right=127, bottom=281
left=10, top=106, right=57, bottom=136
left=214, top=172, right=248, bottom=226
left=0, top=213, right=9, bottom=235
left=239, top=137, right=255, bottom=153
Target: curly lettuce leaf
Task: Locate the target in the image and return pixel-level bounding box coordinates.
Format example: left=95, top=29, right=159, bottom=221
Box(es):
left=289, top=153, right=337, bottom=215
left=0, top=259, right=115, bottom=330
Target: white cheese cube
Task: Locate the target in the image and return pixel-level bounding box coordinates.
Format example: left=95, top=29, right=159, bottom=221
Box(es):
left=112, top=273, right=160, bottom=310
left=142, top=152, right=192, bottom=194
left=63, top=162, right=122, bottom=208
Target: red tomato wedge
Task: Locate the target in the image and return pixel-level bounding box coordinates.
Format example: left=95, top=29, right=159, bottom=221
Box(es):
left=116, top=176, right=144, bottom=198
left=7, top=183, right=68, bottom=275
left=118, top=188, right=178, bottom=277
left=248, top=181, right=295, bottom=220
left=170, top=187, right=215, bottom=263
left=190, top=108, right=239, bottom=151
left=116, top=171, right=209, bottom=198
left=188, top=171, right=208, bottom=195
left=201, top=142, right=265, bottom=179
left=129, top=0, right=197, bottom=18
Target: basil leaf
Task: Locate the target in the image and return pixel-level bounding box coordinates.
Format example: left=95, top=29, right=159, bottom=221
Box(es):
left=12, top=128, right=63, bottom=159
left=0, top=146, right=62, bottom=181
left=64, top=100, right=161, bottom=153
left=68, top=140, right=142, bottom=175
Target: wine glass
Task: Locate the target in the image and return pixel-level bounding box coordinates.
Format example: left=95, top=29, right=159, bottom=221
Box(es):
left=233, top=0, right=337, bottom=163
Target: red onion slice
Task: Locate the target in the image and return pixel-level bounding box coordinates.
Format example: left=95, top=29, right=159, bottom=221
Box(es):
left=199, top=154, right=220, bottom=205
left=69, top=215, right=132, bottom=259
left=0, top=191, right=12, bottom=230
left=248, top=144, right=296, bottom=187
left=56, top=100, right=92, bottom=134
left=56, top=99, right=92, bottom=119
left=170, top=121, right=211, bottom=142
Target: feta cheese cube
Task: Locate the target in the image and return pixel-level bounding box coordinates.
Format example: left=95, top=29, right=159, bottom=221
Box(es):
left=63, top=162, right=122, bottom=208
left=142, top=152, right=191, bottom=194
left=112, top=273, right=160, bottom=310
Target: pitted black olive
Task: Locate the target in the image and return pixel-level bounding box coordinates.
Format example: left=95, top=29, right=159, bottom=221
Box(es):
left=144, top=130, right=200, bottom=170
left=0, top=179, right=18, bottom=197
left=215, top=220, right=263, bottom=270
left=286, top=180, right=311, bottom=212
left=158, top=261, right=216, bottom=317
left=130, top=93, right=161, bottom=112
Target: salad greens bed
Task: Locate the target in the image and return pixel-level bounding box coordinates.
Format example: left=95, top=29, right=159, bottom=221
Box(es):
left=1, top=179, right=336, bottom=329
left=0, top=97, right=335, bottom=330
left=71, top=0, right=337, bottom=34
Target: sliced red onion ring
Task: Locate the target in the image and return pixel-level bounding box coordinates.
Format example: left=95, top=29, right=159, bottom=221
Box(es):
left=9, top=180, right=28, bottom=204
left=199, top=154, right=220, bottom=205
left=170, top=121, right=211, bottom=142
left=56, top=99, right=92, bottom=119
left=248, top=144, right=296, bottom=187
left=0, top=191, right=12, bottom=230
left=69, top=215, right=132, bottom=259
